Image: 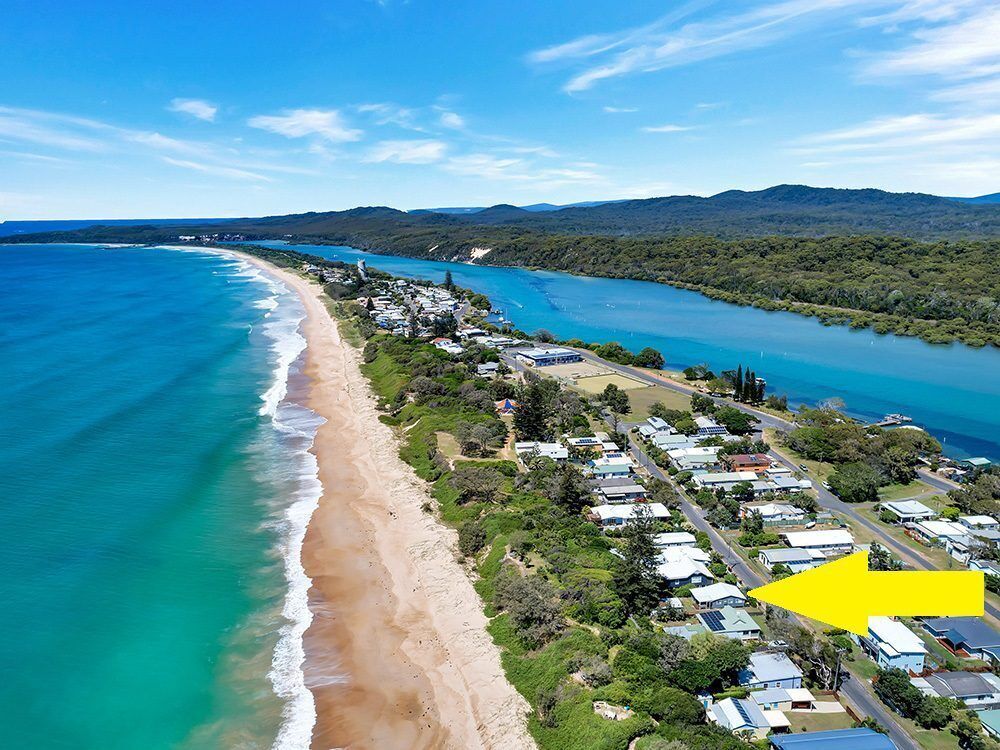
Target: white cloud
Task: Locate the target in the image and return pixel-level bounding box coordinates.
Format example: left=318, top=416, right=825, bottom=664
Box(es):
left=439, top=111, right=465, bottom=129
left=168, top=98, right=218, bottom=122
left=161, top=157, right=271, bottom=181
left=0, top=111, right=107, bottom=152
left=603, top=106, right=639, bottom=113
left=798, top=112, right=1000, bottom=151
left=529, top=0, right=882, bottom=92
left=931, top=77, right=1000, bottom=104
left=641, top=123, right=695, bottom=133
left=248, top=108, right=362, bottom=142
left=364, top=139, right=448, bottom=164
left=444, top=153, right=601, bottom=187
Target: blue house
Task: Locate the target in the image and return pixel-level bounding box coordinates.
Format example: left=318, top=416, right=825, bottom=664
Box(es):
left=922, top=616, right=1000, bottom=663
left=862, top=617, right=927, bottom=674
left=740, top=652, right=804, bottom=690
left=770, top=728, right=898, bottom=749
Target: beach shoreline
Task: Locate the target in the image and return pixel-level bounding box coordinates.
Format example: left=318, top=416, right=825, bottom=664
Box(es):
left=232, top=250, right=534, bottom=750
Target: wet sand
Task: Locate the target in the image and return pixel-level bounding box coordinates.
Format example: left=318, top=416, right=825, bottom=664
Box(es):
left=238, top=253, right=534, bottom=750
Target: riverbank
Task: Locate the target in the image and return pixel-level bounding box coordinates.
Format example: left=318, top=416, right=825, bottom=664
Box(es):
left=233, top=251, right=534, bottom=750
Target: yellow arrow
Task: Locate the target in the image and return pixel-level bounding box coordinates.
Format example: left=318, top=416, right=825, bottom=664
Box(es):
left=749, top=551, right=984, bottom=636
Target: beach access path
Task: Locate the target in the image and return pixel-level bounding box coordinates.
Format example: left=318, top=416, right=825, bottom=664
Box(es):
left=236, top=251, right=535, bottom=750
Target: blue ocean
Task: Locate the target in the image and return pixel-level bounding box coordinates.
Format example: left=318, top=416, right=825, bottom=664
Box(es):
left=0, top=244, right=321, bottom=749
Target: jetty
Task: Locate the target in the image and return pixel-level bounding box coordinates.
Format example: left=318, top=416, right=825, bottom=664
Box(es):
left=866, top=413, right=913, bottom=428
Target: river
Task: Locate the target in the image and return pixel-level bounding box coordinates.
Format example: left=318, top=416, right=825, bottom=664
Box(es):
left=259, top=241, right=1000, bottom=463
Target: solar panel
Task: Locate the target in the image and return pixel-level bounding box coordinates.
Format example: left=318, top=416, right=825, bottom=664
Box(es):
left=734, top=701, right=753, bottom=724
left=701, top=610, right=725, bottom=632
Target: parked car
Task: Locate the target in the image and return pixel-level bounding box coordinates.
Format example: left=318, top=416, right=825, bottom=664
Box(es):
left=799, top=464, right=809, bottom=472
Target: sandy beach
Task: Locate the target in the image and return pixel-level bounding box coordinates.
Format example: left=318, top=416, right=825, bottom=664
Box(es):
left=236, top=252, right=534, bottom=750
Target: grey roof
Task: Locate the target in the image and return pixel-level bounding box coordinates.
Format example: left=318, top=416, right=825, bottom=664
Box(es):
left=593, top=476, right=645, bottom=489
left=923, top=617, right=1000, bottom=650
left=925, top=671, right=997, bottom=699
left=759, top=548, right=814, bottom=563
left=747, top=652, right=804, bottom=683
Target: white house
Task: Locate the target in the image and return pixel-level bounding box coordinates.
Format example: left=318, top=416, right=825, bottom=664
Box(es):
left=741, top=503, right=807, bottom=526
left=514, top=442, right=569, bottom=461
left=692, top=470, right=758, bottom=490
left=758, top=548, right=826, bottom=573
left=589, top=456, right=634, bottom=478
left=960, top=515, right=1000, bottom=531
left=667, top=446, right=722, bottom=471
left=908, top=520, right=969, bottom=546
left=591, top=503, right=670, bottom=527
left=657, top=546, right=713, bottom=588
left=695, top=415, right=730, bottom=436
left=880, top=500, right=936, bottom=523
left=911, top=671, right=1000, bottom=710
left=780, top=529, right=855, bottom=556
left=690, top=582, right=746, bottom=609
left=862, top=616, right=927, bottom=674
left=654, top=531, right=696, bottom=548
left=708, top=698, right=781, bottom=740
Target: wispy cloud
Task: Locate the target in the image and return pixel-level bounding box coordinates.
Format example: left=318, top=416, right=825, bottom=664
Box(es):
left=248, top=108, right=363, bottom=142
left=162, top=157, right=271, bottom=181
left=438, top=111, right=465, bottom=129
left=798, top=112, right=1000, bottom=152
left=603, top=106, right=639, bottom=113
left=0, top=109, right=108, bottom=152
left=444, top=153, right=601, bottom=187
left=168, top=98, right=218, bottom=122
left=641, top=123, right=695, bottom=133
left=529, top=0, right=881, bottom=92
left=363, top=139, right=448, bottom=163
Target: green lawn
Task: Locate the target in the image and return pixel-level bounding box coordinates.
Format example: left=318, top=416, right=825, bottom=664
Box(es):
left=785, top=711, right=855, bottom=733
left=621, top=384, right=692, bottom=421
left=877, top=481, right=937, bottom=502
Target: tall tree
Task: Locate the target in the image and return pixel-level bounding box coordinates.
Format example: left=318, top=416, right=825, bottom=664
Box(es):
left=735, top=365, right=744, bottom=402
left=513, top=380, right=550, bottom=441
left=444, top=269, right=454, bottom=290
left=614, top=505, right=662, bottom=617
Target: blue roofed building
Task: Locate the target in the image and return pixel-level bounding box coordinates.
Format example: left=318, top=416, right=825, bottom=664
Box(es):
left=922, top=616, right=1000, bottom=663
left=769, top=728, right=898, bottom=749
left=740, top=651, right=804, bottom=690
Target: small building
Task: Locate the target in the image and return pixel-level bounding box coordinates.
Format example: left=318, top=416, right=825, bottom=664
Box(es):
left=494, top=398, right=517, bottom=415
left=740, top=652, right=804, bottom=690
left=692, top=470, right=758, bottom=491
left=780, top=530, right=855, bottom=556
left=597, top=481, right=648, bottom=504
left=588, top=456, right=634, bottom=478
left=709, top=697, right=779, bottom=740
left=668, top=446, right=723, bottom=471
left=751, top=687, right=814, bottom=711
left=697, top=606, right=763, bottom=641
left=907, top=519, right=969, bottom=546
left=959, top=457, right=992, bottom=471
left=880, top=500, right=937, bottom=524
left=769, top=728, right=898, bottom=749
left=758, top=548, right=826, bottom=573
left=590, top=503, right=670, bottom=527
left=657, top=555, right=713, bottom=589
left=514, top=441, right=568, bottom=461
left=690, top=582, right=747, bottom=610
left=960, top=515, right=1000, bottom=530
left=862, top=616, right=926, bottom=674
left=922, top=616, right=1000, bottom=662
left=726, top=453, right=772, bottom=473
left=661, top=623, right=709, bottom=640
left=910, top=670, right=1000, bottom=710
left=515, top=347, right=582, bottom=367
left=654, top=531, right=696, bottom=548
left=979, top=710, right=1000, bottom=740
left=695, top=415, right=730, bottom=436
left=476, top=361, right=501, bottom=377
left=653, top=433, right=697, bottom=450
left=742, top=503, right=807, bottom=527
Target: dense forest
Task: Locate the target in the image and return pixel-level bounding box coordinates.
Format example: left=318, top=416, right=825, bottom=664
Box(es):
left=4, top=184, right=999, bottom=346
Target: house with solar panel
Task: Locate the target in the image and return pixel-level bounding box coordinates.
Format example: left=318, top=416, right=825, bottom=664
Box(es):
left=697, top=606, right=763, bottom=641
left=768, top=728, right=898, bottom=749
left=690, top=582, right=746, bottom=610
left=922, top=617, right=1000, bottom=663
left=708, top=696, right=788, bottom=740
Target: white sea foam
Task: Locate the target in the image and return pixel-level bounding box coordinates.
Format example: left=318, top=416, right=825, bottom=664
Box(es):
left=174, top=245, right=324, bottom=750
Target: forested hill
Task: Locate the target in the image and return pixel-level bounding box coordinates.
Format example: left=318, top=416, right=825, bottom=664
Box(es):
left=4, top=184, right=1000, bottom=346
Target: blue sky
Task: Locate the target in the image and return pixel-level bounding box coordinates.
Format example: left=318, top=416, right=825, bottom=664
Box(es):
left=1, top=0, right=997, bottom=218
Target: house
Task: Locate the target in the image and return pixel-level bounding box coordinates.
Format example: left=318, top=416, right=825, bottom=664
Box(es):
left=596, top=480, right=648, bottom=504
left=568, top=436, right=620, bottom=453
left=960, top=515, right=1000, bottom=531
left=697, top=606, right=763, bottom=641
left=726, top=453, right=772, bottom=473
left=880, top=500, right=937, bottom=523
left=751, top=687, right=815, bottom=711
left=946, top=530, right=1000, bottom=565
left=979, top=710, right=1000, bottom=740
left=588, top=457, right=634, bottom=478
left=758, top=548, right=826, bottom=573
left=862, top=617, right=926, bottom=673
left=476, top=361, right=500, bottom=377
left=695, top=415, right=730, bottom=436
left=908, top=519, right=970, bottom=546
left=432, top=339, right=464, bottom=355
left=709, top=697, right=783, bottom=740
left=740, top=652, right=804, bottom=690
left=960, top=457, right=993, bottom=471
left=653, top=433, right=696, bottom=450
left=769, top=728, right=898, bottom=750
left=514, top=442, right=568, bottom=461
left=590, top=503, right=670, bottom=527
left=515, top=347, right=582, bottom=367
left=647, top=416, right=672, bottom=432
left=971, top=559, right=1000, bottom=579
left=661, top=623, right=709, bottom=640
left=657, top=546, right=713, bottom=588
left=692, top=470, right=758, bottom=491
left=780, top=530, right=855, bottom=556
left=910, top=670, right=1000, bottom=710
left=654, top=531, right=696, bottom=548
left=922, top=617, right=1000, bottom=662
left=494, top=398, right=517, bottom=415
left=742, top=503, right=807, bottom=527
left=691, top=582, right=747, bottom=609
left=667, top=446, right=723, bottom=471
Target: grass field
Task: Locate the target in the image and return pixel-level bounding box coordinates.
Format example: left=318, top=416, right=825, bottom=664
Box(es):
left=877, top=481, right=939, bottom=502
left=621, top=384, right=693, bottom=420
left=785, top=710, right=855, bottom=733
left=574, top=373, right=648, bottom=393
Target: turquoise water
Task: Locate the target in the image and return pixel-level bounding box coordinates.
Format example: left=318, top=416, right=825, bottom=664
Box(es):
left=264, top=242, right=1000, bottom=461
left=0, top=244, right=319, bottom=749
